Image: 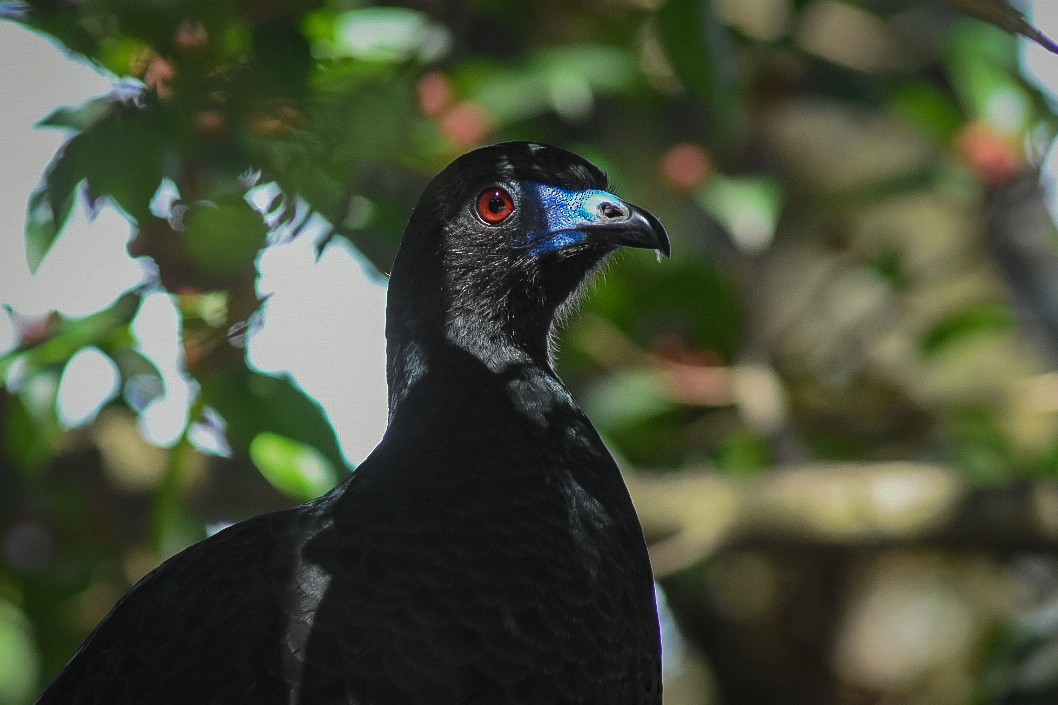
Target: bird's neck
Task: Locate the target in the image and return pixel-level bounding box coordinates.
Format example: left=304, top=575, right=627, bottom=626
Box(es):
left=448, top=303, right=555, bottom=367
left=385, top=301, right=561, bottom=423
left=382, top=326, right=609, bottom=478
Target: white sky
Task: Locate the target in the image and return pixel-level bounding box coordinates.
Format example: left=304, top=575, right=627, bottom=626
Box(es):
left=0, top=22, right=389, bottom=466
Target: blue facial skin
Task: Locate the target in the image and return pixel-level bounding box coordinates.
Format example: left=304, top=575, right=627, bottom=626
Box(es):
left=521, top=182, right=623, bottom=257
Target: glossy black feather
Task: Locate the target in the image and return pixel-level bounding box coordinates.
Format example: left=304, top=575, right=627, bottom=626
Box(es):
left=37, top=142, right=664, bottom=705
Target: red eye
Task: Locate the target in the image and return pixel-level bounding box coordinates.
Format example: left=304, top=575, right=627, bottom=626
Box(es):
left=476, top=187, right=515, bottom=225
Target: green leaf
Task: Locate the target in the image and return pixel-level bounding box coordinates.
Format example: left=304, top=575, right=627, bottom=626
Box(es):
left=249, top=432, right=339, bottom=501
left=83, top=112, right=164, bottom=222
left=0, top=601, right=40, bottom=705
left=253, top=18, right=313, bottom=99
left=183, top=199, right=269, bottom=278
left=3, top=378, right=64, bottom=470
left=696, top=174, right=783, bottom=254
left=64, top=103, right=163, bottom=220
left=329, top=7, right=445, bottom=63
left=580, top=256, right=743, bottom=362
left=889, top=84, right=966, bottom=144
left=459, top=45, right=637, bottom=125
left=198, top=365, right=348, bottom=476
left=656, top=0, right=737, bottom=146
left=24, top=98, right=164, bottom=271
left=714, top=429, right=770, bottom=477
left=108, top=349, right=164, bottom=411
left=0, top=293, right=142, bottom=379
left=948, top=407, right=1013, bottom=485
left=24, top=182, right=70, bottom=274
left=24, top=125, right=91, bottom=272
left=38, top=96, right=113, bottom=132
left=583, top=370, right=674, bottom=432
left=920, top=303, right=1017, bottom=357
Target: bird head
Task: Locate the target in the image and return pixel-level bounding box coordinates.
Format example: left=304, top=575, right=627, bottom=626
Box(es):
left=387, top=142, right=669, bottom=376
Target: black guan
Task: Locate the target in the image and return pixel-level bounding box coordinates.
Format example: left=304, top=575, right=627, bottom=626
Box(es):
left=37, top=141, right=670, bottom=705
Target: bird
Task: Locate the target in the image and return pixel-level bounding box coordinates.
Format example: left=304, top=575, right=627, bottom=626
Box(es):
left=37, top=141, right=669, bottom=705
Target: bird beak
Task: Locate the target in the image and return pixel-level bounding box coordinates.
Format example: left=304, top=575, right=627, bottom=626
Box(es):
left=579, top=201, right=671, bottom=258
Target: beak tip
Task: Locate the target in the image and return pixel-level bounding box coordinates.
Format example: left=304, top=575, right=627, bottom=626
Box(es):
left=642, top=208, right=671, bottom=259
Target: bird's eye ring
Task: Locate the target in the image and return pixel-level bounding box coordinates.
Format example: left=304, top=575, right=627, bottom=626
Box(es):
left=476, top=187, right=515, bottom=225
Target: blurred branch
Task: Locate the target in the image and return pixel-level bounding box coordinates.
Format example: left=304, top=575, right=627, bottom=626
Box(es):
left=629, top=463, right=1058, bottom=577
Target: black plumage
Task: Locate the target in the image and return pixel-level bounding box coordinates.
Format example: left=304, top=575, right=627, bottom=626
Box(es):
left=37, top=141, right=669, bottom=705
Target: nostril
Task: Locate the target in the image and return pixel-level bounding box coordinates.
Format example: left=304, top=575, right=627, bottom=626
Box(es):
left=598, top=201, right=627, bottom=220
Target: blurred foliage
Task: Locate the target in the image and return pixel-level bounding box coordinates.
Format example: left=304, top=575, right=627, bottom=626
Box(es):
left=4, top=0, right=1058, bottom=703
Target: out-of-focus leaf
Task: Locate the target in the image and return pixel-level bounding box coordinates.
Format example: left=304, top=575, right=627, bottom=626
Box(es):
left=947, top=0, right=1058, bottom=54
left=458, top=45, right=637, bottom=125
left=889, top=84, right=966, bottom=143
left=947, top=26, right=1032, bottom=133
left=0, top=293, right=142, bottom=379
left=696, top=174, right=782, bottom=253
left=76, top=108, right=163, bottom=222
left=183, top=199, right=268, bottom=278
left=920, top=303, right=1017, bottom=357
left=38, top=96, right=113, bottom=132
left=949, top=407, right=1013, bottom=484
left=253, top=18, right=313, bottom=98
left=0, top=600, right=40, bottom=705
left=327, top=7, right=450, bottom=63
left=24, top=181, right=73, bottom=274
left=199, top=365, right=347, bottom=475
left=3, top=381, right=63, bottom=470
left=25, top=99, right=163, bottom=271
left=583, top=369, right=674, bottom=432
left=656, top=0, right=720, bottom=96
left=108, top=349, right=164, bottom=411
left=249, top=432, right=339, bottom=501
left=108, top=348, right=161, bottom=384
left=655, top=0, right=736, bottom=145
left=25, top=96, right=115, bottom=272
left=714, top=429, right=770, bottom=477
